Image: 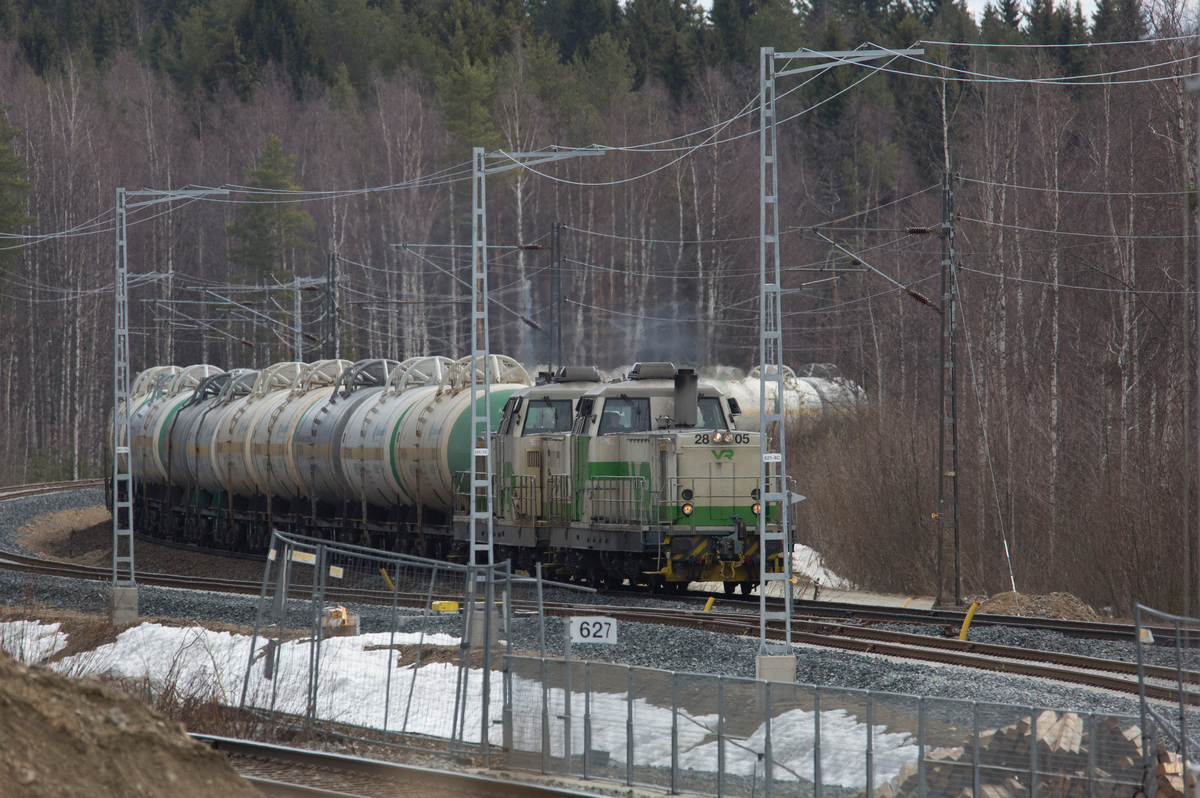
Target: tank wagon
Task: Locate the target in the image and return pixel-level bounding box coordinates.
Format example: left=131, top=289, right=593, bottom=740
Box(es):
left=709, top=363, right=864, bottom=431
left=117, top=356, right=788, bottom=592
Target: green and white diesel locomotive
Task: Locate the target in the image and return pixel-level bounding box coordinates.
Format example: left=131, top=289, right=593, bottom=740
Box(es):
left=115, top=356, right=788, bottom=592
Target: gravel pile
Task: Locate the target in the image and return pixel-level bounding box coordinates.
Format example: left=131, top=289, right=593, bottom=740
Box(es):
left=2, top=491, right=1196, bottom=743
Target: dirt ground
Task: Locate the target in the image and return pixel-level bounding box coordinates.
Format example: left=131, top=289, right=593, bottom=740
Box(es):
left=0, top=645, right=262, bottom=797
left=975, top=591, right=1101, bottom=622
left=16, top=506, right=268, bottom=582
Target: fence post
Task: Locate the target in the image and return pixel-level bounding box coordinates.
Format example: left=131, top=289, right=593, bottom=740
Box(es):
left=917, top=697, right=926, bottom=798
left=482, top=565, right=495, bottom=768
left=383, top=561, right=401, bottom=744
left=814, top=685, right=822, bottom=798
left=1174, top=618, right=1189, bottom=780
left=240, top=530, right=278, bottom=712
left=718, top=677, right=726, bottom=798
left=537, top=563, right=546, bottom=658
left=671, top=672, right=679, bottom=795
left=504, top=653, right=513, bottom=768
left=764, top=681, right=773, bottom=798
left=627, top=665, right=635, bottom=787
left=304, top=544, right=325, bottom=732
left=564, top=620, right=573, bottom=777
left=584, top=662, right=593, bottom=779
left=866, top=691, right=874, bottom=798
left=972, top=702, right=981, bottom=798
left=542, top=657, right=549, bottom=772
left=503, top=565, right=513, bottom=767
left=1086, top=713, right=1096, bottom=798
left=1029, top=706, right=1037, bottom=798
left=402, top=564, right=438, bottom=734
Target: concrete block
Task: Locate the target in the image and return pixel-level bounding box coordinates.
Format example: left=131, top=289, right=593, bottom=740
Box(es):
left=468, top=609, right=501, bottom=648
left=756, top=654, right=796, bottom=684
left=109, top=586, right=138, bottom=626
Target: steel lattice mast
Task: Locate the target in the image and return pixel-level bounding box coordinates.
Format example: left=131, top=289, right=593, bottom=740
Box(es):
left=758, top=46, right=923, bottom=654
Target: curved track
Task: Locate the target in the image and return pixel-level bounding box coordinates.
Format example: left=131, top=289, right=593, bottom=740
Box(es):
left=198, top=734, right=607, bottom=798
left=4, top=480, right=1196, bottom=707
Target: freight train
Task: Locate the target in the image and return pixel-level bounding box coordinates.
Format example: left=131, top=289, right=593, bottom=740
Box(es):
left=113, top=356, right=793, bottom=593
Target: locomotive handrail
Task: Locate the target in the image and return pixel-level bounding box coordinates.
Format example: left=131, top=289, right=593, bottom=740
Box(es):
left=586, top=476, right=650, bottom=526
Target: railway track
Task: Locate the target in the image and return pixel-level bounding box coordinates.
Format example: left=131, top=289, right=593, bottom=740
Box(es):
left=3, top=479, right=1196, bottom=706
left=197, top=734, right=605, bottom=797
left=0, top=479, right=103, bottom=501
left=557, top=605, right=1200, bottom=705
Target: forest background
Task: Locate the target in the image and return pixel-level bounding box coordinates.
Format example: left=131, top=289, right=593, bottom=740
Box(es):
left=0, top=0, right=1196, bottom=612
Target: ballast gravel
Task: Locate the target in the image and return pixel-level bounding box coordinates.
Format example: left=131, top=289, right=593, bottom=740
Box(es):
left=2, top=490, right=1197, bottom=743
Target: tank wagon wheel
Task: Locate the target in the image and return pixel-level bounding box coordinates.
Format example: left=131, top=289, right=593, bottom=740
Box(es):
left=647, top=576, right=664, bottom=595
left=739, top=581, right=755, bottom=599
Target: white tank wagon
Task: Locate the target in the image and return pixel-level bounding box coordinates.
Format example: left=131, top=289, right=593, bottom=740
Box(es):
left=108, top=365, right=182, bottom=473
left=341, top=355, right=533, bottom=514
left=246, top=359, right=352, bottom=501
left=203, top=362, right=306, bottom=501
left=186, top=369, right=258, bottom=500
left=129, top=364, right=224, bottom=486
left=706, top=363, right=864, bottom=432
left=164, top=369, right=254, bottom=487
left=291, top=358, right=403, bottom=506
left=335, top=356, right=455, bottom=511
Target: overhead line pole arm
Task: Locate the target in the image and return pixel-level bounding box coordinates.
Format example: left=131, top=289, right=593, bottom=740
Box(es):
left=811, top=230, right=939, bottom=309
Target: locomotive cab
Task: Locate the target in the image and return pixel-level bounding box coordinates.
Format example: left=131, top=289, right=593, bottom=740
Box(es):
left=560, top=362, right=781, bottom=590
left=493, top=366, right=605, bottom=539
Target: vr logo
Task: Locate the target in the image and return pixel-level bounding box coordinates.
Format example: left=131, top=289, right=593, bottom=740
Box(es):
left=711, top=449, right=734, bottom=460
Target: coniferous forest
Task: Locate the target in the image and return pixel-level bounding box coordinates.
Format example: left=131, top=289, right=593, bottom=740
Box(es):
left=0, top=0, right=1196, bottom=611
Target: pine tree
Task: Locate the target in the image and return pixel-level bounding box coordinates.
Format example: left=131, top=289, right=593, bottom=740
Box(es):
left=226, top=134, right=313, bottom=280
left=0, top=112, right=34, bottom=274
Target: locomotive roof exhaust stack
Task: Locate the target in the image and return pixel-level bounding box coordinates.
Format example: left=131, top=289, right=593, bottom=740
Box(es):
left=674, top=368, right=698, bottom=427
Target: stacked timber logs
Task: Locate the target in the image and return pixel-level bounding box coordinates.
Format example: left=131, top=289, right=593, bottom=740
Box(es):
left=860, top=711, right=1186, bottom=798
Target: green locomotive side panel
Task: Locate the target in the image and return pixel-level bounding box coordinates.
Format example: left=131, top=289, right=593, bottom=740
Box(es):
left=571, top=435, right=591, bottom=521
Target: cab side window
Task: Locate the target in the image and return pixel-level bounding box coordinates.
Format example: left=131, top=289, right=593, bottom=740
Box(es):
left=522, top=399, right=573, bottom=434
left=698, top=396, right=728, bottom=430
left=597, top=397, right=651, bottom=434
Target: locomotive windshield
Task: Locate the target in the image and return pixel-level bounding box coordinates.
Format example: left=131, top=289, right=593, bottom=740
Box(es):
left=698, top=396, right=728, bottom=429
left=598, top=397, right=651, bottom=434
left=523, top=399, right=573, bottom=434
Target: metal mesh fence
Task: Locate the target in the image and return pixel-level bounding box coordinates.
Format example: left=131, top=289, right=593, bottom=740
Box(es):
left=503, top=655, right=1143, bottom=798
left=239, top=530, right=534, bottom=762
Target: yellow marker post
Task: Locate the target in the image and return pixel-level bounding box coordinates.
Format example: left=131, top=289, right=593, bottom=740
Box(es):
left=379, top=568, right=396, bottom=592
left=704, top=597, right=716, bottom=612
left=958, top=601, right=981, bottom=641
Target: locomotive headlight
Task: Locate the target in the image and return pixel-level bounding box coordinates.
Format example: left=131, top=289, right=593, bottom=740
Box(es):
left=751, top=502, right=762, bottom=516
left=682, top=502, right=694, bottom=516
left=681, top=488, right=693, bottom=501
left=712, top=431, right=724, bottom=442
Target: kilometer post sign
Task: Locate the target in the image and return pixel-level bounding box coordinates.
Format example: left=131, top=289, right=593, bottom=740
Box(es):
left=568, top=616, right=618, bottom=645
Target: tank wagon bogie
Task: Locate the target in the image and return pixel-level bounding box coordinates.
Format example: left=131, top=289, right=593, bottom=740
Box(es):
left=118, top=357, right=791, bottom=594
